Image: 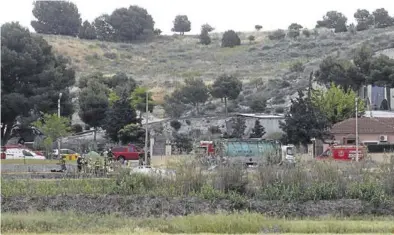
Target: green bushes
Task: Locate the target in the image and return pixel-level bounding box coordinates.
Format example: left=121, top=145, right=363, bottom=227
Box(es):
left=2, top=159, right=394, bottom=204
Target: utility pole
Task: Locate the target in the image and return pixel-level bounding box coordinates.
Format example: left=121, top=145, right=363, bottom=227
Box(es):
left=144, top=91, right=149, bottom=167
left=57, top=92, right=62, bottom=159
left=355, top=97, right=359, bottom=162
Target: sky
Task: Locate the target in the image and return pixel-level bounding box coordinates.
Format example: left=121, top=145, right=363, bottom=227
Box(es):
left=0, top=0, right=394, bottom=34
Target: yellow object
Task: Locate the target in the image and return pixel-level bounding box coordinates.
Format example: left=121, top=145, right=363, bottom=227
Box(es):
left=62, top=154, right=79, bottom=161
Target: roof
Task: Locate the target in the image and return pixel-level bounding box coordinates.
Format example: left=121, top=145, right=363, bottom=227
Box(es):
left=363, top=110, right=394, bottom=118
left=331, top=117, right=394, bottom=134
left=236, top=113, right=285, bottom=119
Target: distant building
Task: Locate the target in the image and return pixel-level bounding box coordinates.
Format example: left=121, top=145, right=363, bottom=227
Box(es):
left=359, top=85, right=392, bottom=111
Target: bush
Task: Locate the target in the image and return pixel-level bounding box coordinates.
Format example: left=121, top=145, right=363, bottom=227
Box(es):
left=289, top=61, right=305, bottom=73
left=268, top=29, right=286, bottom=40
left=199, top=29, right=211, bottom=45
left=84, top=124, right=91, bottom=131
left=221, top=30, right=241, bottom=48
left=287, top=30, right=300, bottom=39
left=170, top=120, right=182, bottom=131
left=103, top=52, right=117, bottom=59
left=154, top=28, right=162, bottom=35
left=302, top=29, right=311, bottom=37
left=247, top=35, right=255, bottom=43
left=71, top=124, right=83, bottom=133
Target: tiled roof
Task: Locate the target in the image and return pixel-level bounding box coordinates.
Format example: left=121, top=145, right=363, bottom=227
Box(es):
left=331, top=117, right=394, bottom=134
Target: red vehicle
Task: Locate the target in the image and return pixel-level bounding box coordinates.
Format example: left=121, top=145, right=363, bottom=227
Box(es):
left=111, top=144, right=145, bottom=161
left=1, top=146, right=6, bottom=159
left=198, top=141, right=215, bottom=156
left=316, top=144, right=365, bottom=161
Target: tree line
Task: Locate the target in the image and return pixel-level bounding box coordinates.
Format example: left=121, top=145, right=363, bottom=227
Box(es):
left=30, top=1, right=394, bottom=43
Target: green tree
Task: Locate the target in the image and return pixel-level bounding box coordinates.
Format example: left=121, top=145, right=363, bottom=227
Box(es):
left=302, top=29, right=311, bottom=37
left=93, top=14, right=115, bottom=41
left=353, top=44, right=373, bottom=76
left=32, top=113, right=71, bottom=154
left=368, top=54, right=394, bottom=87
left=373, top=8, right=394, bottom=28
left=248, top=35, right=256, bottom=43
left=268, top=29, right=286, bottom=40
left=230, top=116, right=246, bottom=138
left=172, top=15, right=191, bottom=35
left=163, top=90, right=187, bottom=118
left=221, top=30, right=241, bottom=48
left=154, top=28, right=162, bottom=35
left=316, top=11, right=348, bottom=33
left=118, top=123, right=145, bottom=145
left=199, top=28, right=211, bottom=45
left=249, top=97, right=267, bottom=112
left=178, top=78, right=209, bottom=114
left=130, top=87, right=155, bottom=119
left=255, top=25, right=263, bottom=31
left=287, top=23, right=303, bottom=39
left=31, top=1, right=81, bottom=36
left=103, top=97, right=139, bottom=143
left=210, top=74, right=243, bottom=115
left=312, top=83, right=365, bottom=124
left=79, top=20, right=97, bottom=39
left=1, top=22, right=75, bottom=145
left=249, top=120, right=266, bottom=138
left=288, top=23, right=303, bottom=30
left=354, top=9, right=374, bottom=31
left=280, top=91, right=331, bottom=147
left=78, top=81, right=109, bottom=143
left=201, top=24, right=214, bottom=33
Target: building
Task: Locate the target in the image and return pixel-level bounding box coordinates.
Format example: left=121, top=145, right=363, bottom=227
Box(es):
left=359, top=85, right=392, bottom=111
left=331, top=117, right=394, bottom=145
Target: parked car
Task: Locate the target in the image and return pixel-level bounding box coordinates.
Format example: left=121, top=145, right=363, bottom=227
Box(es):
left=112, top=144, right=146, bottom=162
left=3, top=145, right=46, bottom=160
left=52, top=149, right=80, bottom=160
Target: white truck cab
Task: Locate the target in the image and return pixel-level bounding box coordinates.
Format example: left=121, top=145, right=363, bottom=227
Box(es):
left=281, top=145, right=295, bottom=164
left=5, top=147, right=45, bottom=160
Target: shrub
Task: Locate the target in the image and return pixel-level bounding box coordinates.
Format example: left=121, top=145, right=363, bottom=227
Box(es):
left=289, top=61, right=305, bottom=73
left=84, top=124, right=91, bottom=131
left=170, top=120, right=182, bottom=131
left=268, top=29, right=286, bottom=40
left=154, top=28, right=162, bottom=35
left=287, top=30, right=300, bottom=39
left=248, top=35, right=255, bottom=43
left=221, top=30, right=241, bottom=48
left=199, top=29, right=211, bottom=45
left=185, top=120, right=191, bottom=125
left=71, top=124, right=83, bottom=133
left=302, top=29, right=311, bottom=37
left=275, top=107, right=285, bottom=113
left=255, top=25, right=263, bottom=31
left=208, top=125, right=221, bottom=134
left=103, top=52, right=117, bottom=59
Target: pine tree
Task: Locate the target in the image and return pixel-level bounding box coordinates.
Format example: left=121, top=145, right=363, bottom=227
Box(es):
left=249, top=120, right=266, bottom=138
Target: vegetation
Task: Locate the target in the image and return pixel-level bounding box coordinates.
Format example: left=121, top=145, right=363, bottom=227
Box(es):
left=2, top=211, right=394, bottom=234
left=221, top=30, right=241, bottom=47
left=210, top=74, right=242, bottom=115
left=172, top=15, right=191, bottom=35
left=249, top=120, right=266, bottom=138
left=316, top=10, right=348, bottom=32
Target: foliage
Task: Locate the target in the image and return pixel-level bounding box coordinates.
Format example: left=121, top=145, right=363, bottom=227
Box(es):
left=312, top=83, right=365, bottom=124
left=78, top=81, right=109, bottom=136
left=153, top=28, right=162, bottom=35
left=275, top=107, right=285, bottom=113
left=32, top=113, right=71, bottom=148
left=172, top=133, right=193, bottom=153
left=288, top=23, right=303, bottom=31
left=288, top=23, right=303, bottom=39
left=268, top=29, right=286, bottom=40
left=373, top=8, right=394, bottom=28
left=254, top=25, right=263, bottom=31
left=1, top=22, right=75, bottom=145
left=109, top=72, right=137, bottom=93
left=221, top=30, right=241, bottom=48
left=280, top=90, right=332, bottom=146
left=163, top=90, right=187, bottom=118
left=93, top=5, right=154, bottom=42
left=302, top=29, right=311, bottom=37
left=130, top=87, right=155, bottom=118
left=230, top=116, right=246, bottom=138
left=199, top=28, right=211, bottom=45
left=354, top=9, right=374, bottom=31
left=118, top=123, right=145, bottom=145
left=78, top=20, right=97, bottom=39
left=177, top=78, right=209, bottom=113
left=289, top=61, right=305, bottom=73
left=103, top=97, right=139, bottom=143
left=247, top=35, right=255, bottom=43
left=201, top=24, right=214, bottom=33
left=172, top=15, right=191, bottom=35
left=249, top=120, right=266, bottom=138
left=210, top=74, right=243, bottom=115
left=71, top=124, right=83, bottom=133
left=170, top=120, right=182, bottom=131
left=368, top=54, right=394, bottom=87
left=249, top=97, right=267, bottom=112
left=316, top=11, right=348, bottom=33
left=31, top=1, right=81, bottom=36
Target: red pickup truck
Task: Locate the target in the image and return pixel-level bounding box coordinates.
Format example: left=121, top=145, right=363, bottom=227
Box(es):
left=111, top=144, right=145, bottom=162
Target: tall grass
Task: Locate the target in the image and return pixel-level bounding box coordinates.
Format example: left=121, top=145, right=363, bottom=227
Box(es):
left=2, top=211, right=394, bottom=234
left=2, top=158, right=394, bottom=204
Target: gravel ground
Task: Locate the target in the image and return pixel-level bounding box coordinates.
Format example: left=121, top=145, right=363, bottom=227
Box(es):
left=2, top=195, right=393, bottom=218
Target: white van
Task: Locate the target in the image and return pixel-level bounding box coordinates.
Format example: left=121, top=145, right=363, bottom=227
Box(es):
left=5, top=147, right=46, bottom=160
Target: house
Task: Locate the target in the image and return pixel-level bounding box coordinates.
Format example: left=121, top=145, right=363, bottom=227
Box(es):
left=331, top=117, right=394, bottom=145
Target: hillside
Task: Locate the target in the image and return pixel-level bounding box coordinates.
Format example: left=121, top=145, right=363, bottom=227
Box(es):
left=42, top=27, right=394, bottom=116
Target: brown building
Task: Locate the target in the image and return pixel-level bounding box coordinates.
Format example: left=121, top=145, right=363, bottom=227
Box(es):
left=331, top=117, right=394, bottom=145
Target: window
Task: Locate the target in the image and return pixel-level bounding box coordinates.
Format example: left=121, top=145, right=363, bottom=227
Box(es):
left=22, top=150, right=33, bottom=157
left=286, top=147, right=294, bottom=155
left=346, top=139, right=356, bottom=145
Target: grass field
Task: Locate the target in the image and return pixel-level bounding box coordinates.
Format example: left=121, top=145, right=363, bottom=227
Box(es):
left=2, top=211, right=394, bottom=234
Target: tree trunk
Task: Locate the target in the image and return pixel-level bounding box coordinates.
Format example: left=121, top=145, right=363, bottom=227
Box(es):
left=196, top=103, right=200, bottom=114
left=224, top=97, right=228, bottom=116
left=1, top=123, right=13, bottom=146
left=93, top=127, right=97, bottom=150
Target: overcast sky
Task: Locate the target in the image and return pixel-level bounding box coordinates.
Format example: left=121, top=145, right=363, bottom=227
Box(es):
left=1, top=0, right=394, bottom=34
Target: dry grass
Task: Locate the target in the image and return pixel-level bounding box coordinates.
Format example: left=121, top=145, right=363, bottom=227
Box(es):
left=2, top=211, right=394, bottom=234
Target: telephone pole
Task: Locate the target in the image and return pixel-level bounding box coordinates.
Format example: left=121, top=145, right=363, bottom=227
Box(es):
left=355, top=97, right=359, bottom=162
left=144, top=91, right=149, bottom=166
left=57, top=92, right=62, bottom=159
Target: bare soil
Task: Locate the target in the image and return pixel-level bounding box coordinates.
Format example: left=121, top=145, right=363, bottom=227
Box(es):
left=2, top=195, right=393, bottom=218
